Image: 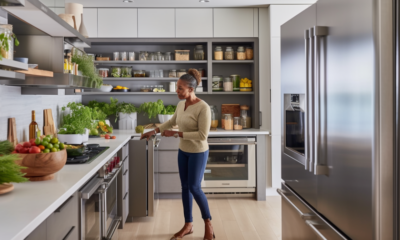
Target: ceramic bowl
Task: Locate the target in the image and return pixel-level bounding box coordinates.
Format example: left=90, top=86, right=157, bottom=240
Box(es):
left=14, top=57, right=28, bottom=64
left=99, top=85, right=113, bottom=92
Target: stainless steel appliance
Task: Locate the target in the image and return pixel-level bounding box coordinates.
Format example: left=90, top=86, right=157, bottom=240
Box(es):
left=280, top=0, right=395, bottom=239
left=66, top=144, right=109, bottom=164
left=79, top=155, right=122, bottom=240
left=201, top=137, right=256, bottom=189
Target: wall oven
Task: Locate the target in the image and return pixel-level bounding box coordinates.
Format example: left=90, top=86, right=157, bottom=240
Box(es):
left=201, top=137, right=256, bottom=188
left=80, top=155, right=122, bottom=240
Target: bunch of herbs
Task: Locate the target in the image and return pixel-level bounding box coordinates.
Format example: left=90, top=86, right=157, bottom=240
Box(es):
left=59, top=102, right=94, bottom=134
left=71, top=48, right=102, bottom=88
left=0, top=150, right=28, bottom=185
left=138, top=99, right=165, bottom=119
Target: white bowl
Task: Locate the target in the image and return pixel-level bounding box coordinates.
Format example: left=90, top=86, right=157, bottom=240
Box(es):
left=158, top=114, right=173, bottom=123
left=99, top=85, right=113, bottom=92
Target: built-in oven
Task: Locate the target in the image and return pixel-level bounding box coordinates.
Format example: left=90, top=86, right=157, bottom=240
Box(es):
left=201, top=137, right=256, bottom=188
left=80, top=155, right=122, bottom=240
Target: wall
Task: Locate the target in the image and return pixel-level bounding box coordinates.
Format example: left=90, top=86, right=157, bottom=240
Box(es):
left=0, top=85, right=81, bottom=142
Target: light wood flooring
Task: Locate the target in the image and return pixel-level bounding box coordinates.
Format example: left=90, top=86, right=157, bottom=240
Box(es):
left=118, top=196, right=282, bottom=240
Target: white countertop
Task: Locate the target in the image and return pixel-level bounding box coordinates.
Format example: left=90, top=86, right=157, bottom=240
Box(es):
left=0, top=128, right=268, bottom=240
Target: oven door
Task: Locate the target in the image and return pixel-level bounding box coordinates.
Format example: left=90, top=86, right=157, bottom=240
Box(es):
left=80, top=176, right=103, bottom=240
left=202, top=138, right=256, bottom=188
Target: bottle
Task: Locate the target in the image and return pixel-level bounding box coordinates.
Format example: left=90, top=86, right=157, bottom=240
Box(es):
left=29, top=110, right=38, bottom=140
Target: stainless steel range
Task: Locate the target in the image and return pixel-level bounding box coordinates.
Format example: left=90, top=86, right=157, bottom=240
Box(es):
left=66, top=144, right=109, bottom=164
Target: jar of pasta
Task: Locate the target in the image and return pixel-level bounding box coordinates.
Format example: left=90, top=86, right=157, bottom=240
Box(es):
left=224, top=114, right=233, bottom=130
left=214, top=46, right=223, bottom=60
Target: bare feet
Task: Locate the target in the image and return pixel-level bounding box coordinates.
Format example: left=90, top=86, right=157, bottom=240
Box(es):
left=204, top=219, right=215, bottom=240
left=171, top=222, right=194, bottom=239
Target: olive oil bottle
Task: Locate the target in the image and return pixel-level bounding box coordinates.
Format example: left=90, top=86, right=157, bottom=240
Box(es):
left=29, top=110, right=38, bottom=140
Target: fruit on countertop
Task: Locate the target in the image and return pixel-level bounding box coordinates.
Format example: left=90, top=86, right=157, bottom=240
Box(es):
left=135, top=125, right=144, bottom=134
left=105, top=134, right=110, bottom=139
left=113, top=85, right=129, bottom=90
left=14, top=137, right=62, bottom=154
left=95, top=121, right=113, bottom=135
left=111, top=136, right=116, bottom=139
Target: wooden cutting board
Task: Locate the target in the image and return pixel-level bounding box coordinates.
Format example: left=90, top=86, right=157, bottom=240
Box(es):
left=221, top=104, right=240, bottom=128
left=16, top=68, right=53, bottom=77
left=7, top=118, right=18, bottom=147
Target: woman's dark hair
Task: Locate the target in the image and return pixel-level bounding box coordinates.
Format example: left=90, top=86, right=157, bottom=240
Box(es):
left=180, top=69, right=201, bottom=89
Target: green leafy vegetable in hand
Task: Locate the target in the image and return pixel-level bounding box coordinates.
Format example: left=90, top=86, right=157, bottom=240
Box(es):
left=0, top=154, right=28, bottom=185
left=71, top=48, right=103, bottom=88
left=0, top=140, right=14, bottom=155
left=138, top=99, right=165, bottom=119
left=135, top=125, right=144, bottom=134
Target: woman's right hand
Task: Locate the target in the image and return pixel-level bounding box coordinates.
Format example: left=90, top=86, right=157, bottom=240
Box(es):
left=140, top=130, right=155, bottom=141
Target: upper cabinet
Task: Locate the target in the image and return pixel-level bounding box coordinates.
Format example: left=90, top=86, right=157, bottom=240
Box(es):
left=138, top=9, right=175, bottom=38
left=83, top=8, right=98, bottom=38
left=98, top=8, right=138, bottom=38
left=176, top=9, right=213, bottom=38
left=213, top=8, right=254, bottom=37
left=269, top=5, right=310, bottom=37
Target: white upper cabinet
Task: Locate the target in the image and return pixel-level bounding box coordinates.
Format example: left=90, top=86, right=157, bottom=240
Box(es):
left=98, top=8, right=138, bottom=38
left=213, top=8, right=254, bottom=37
left=138, top=9, right=175, bottom=38
left=269, top=5, right=310, bottom=37
left=176, top=9, right=213, bottom=38
left=83, top=8, right=97, bottom=38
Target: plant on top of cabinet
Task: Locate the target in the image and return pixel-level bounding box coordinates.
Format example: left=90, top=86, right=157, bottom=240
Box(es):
left=71, top=48, right=102, bottom=88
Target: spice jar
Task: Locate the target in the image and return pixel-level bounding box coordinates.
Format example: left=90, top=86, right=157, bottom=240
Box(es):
left=113, top=52, right=120, bottom=61
left=223, top=77, right=233, bottom=92
left=212, top=76, right=223, bottom=92
left=133, top=70, right=146, bottom=77
left=139, top=51, right=147, bottom=61
left=177, top=69, right=187, bottom=78
left=214, top=46, right=223, bottom=60
left=120, top=52, right=127, bottom=61
left=121, top=66, right=132, bottom=77
left=129, top=52, right=135, bottom=61
left=210, top=105, right=219, bottom=129
left=234, top=117, right=243, bottom=130
left=194, top=45, right=205, bottom=60
left=246, top=47, right=253, bottom=60
left=111, top=67, right=121, bottom=77
left=237, top=46, right=246, bottom=60
left=240, top=105, right=252, bottom=129
left=224, top=114, right=233, bottom=130
left=165, top=52, right=172, bottom=61
left=169, top=70, right=177, bottom=78
left=98, top=68, right=109, bottom=78
left=225, top=46, right=234, bottom=60
left=147, top=52, right=156, bottom=61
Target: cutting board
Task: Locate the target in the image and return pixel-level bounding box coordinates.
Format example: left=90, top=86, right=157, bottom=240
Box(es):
left=221, top=104, right=240, bottom=128
left=16, top=68, right=53, bottom=77
left=7, top=118, right=18, bottom=147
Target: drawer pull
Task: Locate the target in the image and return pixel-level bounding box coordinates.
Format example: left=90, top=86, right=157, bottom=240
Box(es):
left=55, top=196, right=73, bottom=213
left=62, top=226, right=75, bottom=240
left=123, top=192, right=128, bottom=200
left=123, top=169, right=128, bottom=176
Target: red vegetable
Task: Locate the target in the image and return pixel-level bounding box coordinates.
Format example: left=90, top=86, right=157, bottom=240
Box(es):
left=105, top=134, right=110, bottom=139
left=23, top=142, right=31, bottom=148
left=111, top=136, right=116, bottom=139
left=20, top=147, right=30, bottom=153
left=15, top=144, right=23, bottom=152
left=29, top=146, right=41, bottom=154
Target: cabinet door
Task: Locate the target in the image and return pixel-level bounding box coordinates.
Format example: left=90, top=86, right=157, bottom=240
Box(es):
left=25, top=220, right=46, bottom=240
left=213, top=8, right=254, bottom=37
left=98, top=8, right=138, bottom=38
left=138, top=9, right=175, bottom=38
left=83, top=8, right=98, bottom=38
left=159, top=173, right=181, bottom=193
left=176, top=9, right=213, bottom=38
left=158, top=151, right=179, bottom=173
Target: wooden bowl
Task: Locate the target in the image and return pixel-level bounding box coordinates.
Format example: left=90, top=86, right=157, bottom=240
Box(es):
left=15, top=149, right=67, bottom=181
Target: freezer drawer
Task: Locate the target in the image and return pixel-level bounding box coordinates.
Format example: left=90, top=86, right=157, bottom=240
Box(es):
left=278, top=184, right=349, bottom=240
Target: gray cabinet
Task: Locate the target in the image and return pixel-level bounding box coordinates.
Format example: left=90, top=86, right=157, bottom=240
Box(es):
left=176, top=9, right=213, bottom=38
left=25, top=220, right=46, bottom=240
left=159, top=173, right=182, bottom=193
left=98, top=8, right=138, bottom=38
left=213, top=8, right=254, bottom=37
left=156, top=137, right=181, bottom=195
left=83, top=8, right=98, bottom=38
left=158, top=151, right=179, bottom=172
left=138, top=9, right=175, bottom=38
left=117, top=143, right=129, bottom=228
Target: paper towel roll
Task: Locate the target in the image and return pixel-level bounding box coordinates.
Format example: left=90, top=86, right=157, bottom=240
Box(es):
left=65, top=3, right=83, bottom=30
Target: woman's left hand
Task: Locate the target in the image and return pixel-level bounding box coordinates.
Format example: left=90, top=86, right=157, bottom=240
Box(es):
left=164, top=130, right=179, bottom=137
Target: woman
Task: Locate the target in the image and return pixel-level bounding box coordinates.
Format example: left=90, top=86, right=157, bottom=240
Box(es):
left=141, top=69, right=215, bottom=240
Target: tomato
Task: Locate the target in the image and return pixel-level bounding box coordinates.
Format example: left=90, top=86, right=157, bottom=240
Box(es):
left=111, top=136, right=116, bottom=139
left=38, top=145, right=45, bottom=150
left=50, top=138, right=59, bottom=144
left=105, top=134, right=110, bottom=139
left=20, top=147, right=30, bottom=153
left=53, top=144, right=60, bottom=149
left=29, top=139, right=36, bottom=146
left=11, top=150, right=17, bottom=154
left=42, top=141, right=49, bottom=148
left=29, top=146, right=41, bottom=154
left=15, top=144, right=23, bottom=152
left=23, top=142, right=31, bottom=148
left=47, top=143, right=53, bottom=149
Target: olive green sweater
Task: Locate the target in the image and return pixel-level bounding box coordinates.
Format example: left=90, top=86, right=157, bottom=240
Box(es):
left=159, top=100, right=211, bottom=153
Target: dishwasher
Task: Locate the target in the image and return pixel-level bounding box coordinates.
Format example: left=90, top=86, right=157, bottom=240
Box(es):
left=127, top=136, right=160, bottom=219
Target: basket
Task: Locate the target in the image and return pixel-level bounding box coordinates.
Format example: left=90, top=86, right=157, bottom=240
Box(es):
left=175, top=50, right=190, bottom=61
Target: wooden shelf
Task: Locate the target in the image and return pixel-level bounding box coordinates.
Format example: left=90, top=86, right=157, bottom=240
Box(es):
left=103, top=77, right=207, bottom=81
left=16, top=68, right=53, bottom=77
left=212, top=60, right=254, bottom=64
left=94, top=60, right=207, bottom=64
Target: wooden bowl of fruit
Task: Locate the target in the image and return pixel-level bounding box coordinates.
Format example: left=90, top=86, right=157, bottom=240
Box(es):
left=14, top=136, right=67, bottom=181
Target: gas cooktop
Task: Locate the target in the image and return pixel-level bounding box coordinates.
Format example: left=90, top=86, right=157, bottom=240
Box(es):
left=66, top=144, right=110, bottom=164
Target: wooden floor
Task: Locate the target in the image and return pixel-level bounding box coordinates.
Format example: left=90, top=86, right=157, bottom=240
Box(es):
left=118, top=196, right=282, bottom=240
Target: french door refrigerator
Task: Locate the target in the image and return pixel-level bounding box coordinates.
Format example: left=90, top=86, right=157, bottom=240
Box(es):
left=279, top=0, right=395, bottom=239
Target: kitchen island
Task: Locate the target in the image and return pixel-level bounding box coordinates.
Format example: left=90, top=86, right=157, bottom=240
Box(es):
left=0, top=129, right=268, bottom=240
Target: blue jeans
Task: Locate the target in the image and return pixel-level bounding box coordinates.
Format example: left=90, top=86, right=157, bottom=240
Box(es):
left=178, top=149, right=211, bottom=223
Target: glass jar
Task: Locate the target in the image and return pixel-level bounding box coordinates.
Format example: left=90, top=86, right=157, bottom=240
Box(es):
left=156, top=52, right=164, bottom=61
left=121, top=66, right=132, bottom=77
left=194, top=45, right=205, bottom=60
left=113, top=52, right=120, bottom=61
left=165, top=52, right=172, bottom=61
left=169, top=81, right=176, bottom=92
left=240, top=105, right=251, bottom=129
left=177, top=69, right=187, bottom=78
left=147, top=52, right=156, bottom=61
left=129, top=52, right=135, bottom=61
left=210, top=105, right=219, bottom=128
left=212, top=76, right=223, bottom=92
left=246, top=47, right=253, bottom=60
left=140, top=85, right=150, bottom=92
left=149, top=70, right=155, bottom=78
left=224, top=46, right=234, bottom=60
left=234, top=117, right=243, bottom=130
left=214, top=46, right=223, bottom=60
left=169, top=70, right=177, bottom=78
left=139, top=51, right=147, bottom=61
left=159, top=69, right=164, bottom=78
left=223, top=77, right=233, bottom=92
left=231, top=74, right=241, bottom=91
left=133, top=70, right=146, bottom=77
left=198, top=68, right=205, bottom=77
left=111, top=67, right=121, bottom=77
left=224, top=114, right=233, bottom=130
left=98, top=68, right=109, bottom=78
left=237, top=46, right=246, bottom=60
left=120, top=52, right=127, bottom=61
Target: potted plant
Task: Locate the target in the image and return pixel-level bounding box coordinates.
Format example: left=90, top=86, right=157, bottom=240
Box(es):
left=158, top=105, right=177, bottom=123
left=0, top=30, right=19, bottom=60
left=59, top=102, right=93, bottom=144
left=138, top=99, right=165, bottom=121
left=71, top=48, right=102, bottom=88
left=117, top=102, right=138, bottom=130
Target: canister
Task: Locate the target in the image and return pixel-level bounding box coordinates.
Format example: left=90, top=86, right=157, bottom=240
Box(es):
left=230, top=74, right=241, bottom=91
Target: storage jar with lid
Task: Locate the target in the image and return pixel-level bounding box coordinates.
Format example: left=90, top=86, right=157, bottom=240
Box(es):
left=224, top=46, right=234, bottom=60
left=231, top=74, right=241, bottom=91
left=129, top=52, right=135, bottom=61
left=240, top=105, right=251, bottom=128
left=210, top=105, right=219, bottom=128
left=165, top=52, right=172, bottom=61
left=175, top=50, right=190, bottom=61
left=169, top=70, right=177, bottom=78
left=133, top=70, right=146, bottom=77
left=212, top=76, right=223, bottom=92
left=223, top=77, right=233, bottom=92
left=237, top=46, right=246, bottom=60
left=113, top=52, right=120, bottom=61
left=156, top=52, right=164, bottom=61
left=147, top=52, right=156, bottom=61
left=214, top=46, right=223, bottom=60
left=121, top=66, right=132, bottom=77
left=177, top=69, right=187, bottom=78
left=194, top=45, right=205, bottom=60
left=224, top=114, right=233, bottom=130
left=169, top=82, right=176, bottom=92
left=139, top=51, right=147, bottom=61
left=111, top=67, right=121, bottom=77
left=98, top=68, right=109, bottom=78
left=120, top=52, right=127, bottom=61
left=234, top=117, right=243, bottom=130
left=246, top=47, right=253, bottom=60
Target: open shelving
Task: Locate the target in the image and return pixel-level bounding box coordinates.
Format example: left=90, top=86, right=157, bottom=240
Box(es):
left=102, top=77, right=207, bottom=81
left=95, top=60, right=207, bottom=65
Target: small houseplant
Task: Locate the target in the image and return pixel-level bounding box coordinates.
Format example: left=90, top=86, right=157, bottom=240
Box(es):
left=59, top=102, right=94, bottom=144
left=117, top=102, right=138, bottom=130
left=0, top=31, right=19, bottom=60
left=158, top=104, right=177, bottom=123
left=71, top=48, right=102, bottom=88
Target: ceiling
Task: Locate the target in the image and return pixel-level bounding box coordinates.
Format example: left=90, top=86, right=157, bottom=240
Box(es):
left=64, top=0, right=317, bottom=8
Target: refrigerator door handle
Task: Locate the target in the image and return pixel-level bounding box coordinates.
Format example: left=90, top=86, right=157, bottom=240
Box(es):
left=277, top=188, right=307, bottom=217
left=305, top=220, right=328, bottom=240
left=313, top=26, right=329, bottom=175
left=304, top=29, right=310, bottom=171
left=306, top=28, right=315, bottom=172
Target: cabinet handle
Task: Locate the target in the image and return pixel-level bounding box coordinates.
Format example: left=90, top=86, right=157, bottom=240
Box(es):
left=55, top=196, right=73, bottom=213
left=62, top=226, right=75, bottom=240
left=123, top=192, right=128, bottom=200
left=123, top=169, right=128, bottom=176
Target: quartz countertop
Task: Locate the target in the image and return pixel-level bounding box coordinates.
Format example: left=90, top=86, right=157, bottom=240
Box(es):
left=0, top=128, right=268, bottom=240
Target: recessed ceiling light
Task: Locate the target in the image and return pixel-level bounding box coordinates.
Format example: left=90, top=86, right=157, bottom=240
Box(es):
left=199, top=0, right=210, bottom=2
left=123, top=0, right=133, bottom=2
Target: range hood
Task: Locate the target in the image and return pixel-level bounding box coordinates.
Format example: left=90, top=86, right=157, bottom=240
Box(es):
left=3, top=0, right=90, bottom=48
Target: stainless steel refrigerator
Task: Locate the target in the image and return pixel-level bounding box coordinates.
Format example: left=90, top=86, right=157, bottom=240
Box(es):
left=279, top=0, right=396, bottom=239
